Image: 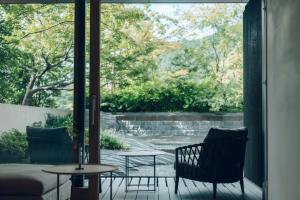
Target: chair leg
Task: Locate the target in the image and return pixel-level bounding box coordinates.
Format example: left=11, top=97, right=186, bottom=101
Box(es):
left=240, top=178, right=245, bottom=193
left=99, top=176, right=102, bottom=193
left=175, top=176, right=179, bottom=194
left=213, top=183, right=217, bottom=199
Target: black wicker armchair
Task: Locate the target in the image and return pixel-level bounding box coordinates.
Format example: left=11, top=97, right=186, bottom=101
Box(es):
left=175, top=128, right=248, bottom=199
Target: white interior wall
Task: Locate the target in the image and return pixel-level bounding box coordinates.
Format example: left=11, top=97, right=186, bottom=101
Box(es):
left=267, top=0, right=300, bottom=199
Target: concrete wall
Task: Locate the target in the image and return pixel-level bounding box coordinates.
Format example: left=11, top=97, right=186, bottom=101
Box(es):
left=267, top=0, right=300, bottom=199
left=0, top=103, right=71, bottom=133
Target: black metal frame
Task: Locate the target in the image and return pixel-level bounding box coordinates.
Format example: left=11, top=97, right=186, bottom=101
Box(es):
left=125, top=155, right=158, bottom=192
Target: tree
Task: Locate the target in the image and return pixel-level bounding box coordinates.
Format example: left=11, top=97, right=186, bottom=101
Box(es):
left=0, top=4, right=74, bottom=106
left=0, top=4, right=175, bottom=106
left=0, top=6, right=25, bottom=104
left=100, top=4, right=178, bottom=92
left=0, top=3, right=243, bottom=112
left=168, top=4, right=244, bottom=111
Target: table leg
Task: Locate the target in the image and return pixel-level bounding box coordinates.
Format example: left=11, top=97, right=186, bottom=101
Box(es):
left=110, top=172, right=113, bottom=200
left=125, top=156, right=128, bottom=192
left=154, top=155, right=156, bottom=191
left=57, top=174, right=60, bottom=200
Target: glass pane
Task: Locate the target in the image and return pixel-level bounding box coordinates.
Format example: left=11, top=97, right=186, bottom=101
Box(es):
left=0, top=3, right=75, bottom=164
left=99, top=3, right=245, bottom=178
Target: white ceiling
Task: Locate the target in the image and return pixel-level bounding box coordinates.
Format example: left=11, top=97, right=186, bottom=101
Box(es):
left=1, top=0, right=249, bottom=4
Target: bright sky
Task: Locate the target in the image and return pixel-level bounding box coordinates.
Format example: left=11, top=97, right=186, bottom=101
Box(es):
left=149, top=4, right=193, bottom=17
left=129, top=3, right=244, bottom=41
left=130, top=4, right=208, bottom=41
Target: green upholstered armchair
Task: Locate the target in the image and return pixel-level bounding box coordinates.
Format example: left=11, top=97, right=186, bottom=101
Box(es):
left=26, top=126, right=73, bottom=164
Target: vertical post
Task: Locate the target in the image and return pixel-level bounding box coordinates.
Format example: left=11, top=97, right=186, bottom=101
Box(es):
left=110, top=172, right=113, bottom=200
left=57, top=175, right=60, bottom=200
left=73, top=0, right=86, bottom=187
left=89, top=0, right=100, bottom=199
left=154, top=155, right=156, bottom=190
left=125, top=156, right=128, bottom=192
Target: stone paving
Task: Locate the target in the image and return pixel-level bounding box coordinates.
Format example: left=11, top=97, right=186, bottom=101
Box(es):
left=101, top=136, right=176, bottom=177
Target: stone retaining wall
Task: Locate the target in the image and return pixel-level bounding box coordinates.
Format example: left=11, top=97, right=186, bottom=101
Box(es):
left=103, top=112, right=244, bottom=137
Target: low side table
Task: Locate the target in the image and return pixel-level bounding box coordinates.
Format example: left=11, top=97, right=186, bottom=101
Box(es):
left=43, top=164, right=118, bottom=200
left=118, top=151, right=165, bottom=192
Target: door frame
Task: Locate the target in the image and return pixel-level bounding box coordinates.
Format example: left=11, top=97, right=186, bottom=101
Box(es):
left=0, top=0, right=267, bottom=199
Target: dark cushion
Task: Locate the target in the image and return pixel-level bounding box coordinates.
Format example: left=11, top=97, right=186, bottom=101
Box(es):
left=196, top=127, right=248, bottom=178
left=26, top=127, right=73, bottom=164
left=0, top=164, right=70, bottom=196
left=203, top=127, right=248, bottom=143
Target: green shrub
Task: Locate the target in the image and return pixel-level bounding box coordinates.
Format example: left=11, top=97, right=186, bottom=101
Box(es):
left=100, top=79, right=243, bottom=113
left=85, top=129, right=129, bottom=150
left=100, top=130, right=130, bottom=150
left=44, top=114, right=73, bottom=133
left=0, top=129, right=28, bottom=163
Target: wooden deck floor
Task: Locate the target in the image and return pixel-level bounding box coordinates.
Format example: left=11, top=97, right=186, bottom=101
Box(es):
left=99, top=177, right=262, bottom=200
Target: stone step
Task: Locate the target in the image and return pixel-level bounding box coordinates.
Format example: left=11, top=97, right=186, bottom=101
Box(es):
left=117, top=129, right=209, bottom=136
left=117, top=121, right=243, bottom=132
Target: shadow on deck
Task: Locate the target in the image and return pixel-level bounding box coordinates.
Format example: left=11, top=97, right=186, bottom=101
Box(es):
left=99, top=177, right=262, bottom=200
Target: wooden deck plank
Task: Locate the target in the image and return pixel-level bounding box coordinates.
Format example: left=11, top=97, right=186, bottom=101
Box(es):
left=244, top=179, right=263, bottom=199
left=111, top=177, right=125, bottom=200
left=223, top=183, right=254, bottom=200
left=218, top=183, right=240, bottom=200
left=165, top=177, right=181, bottom=200
left=135, top=177, right=149, bottom=200
left=181, top=179, right=201, bottom=200
left=226, top=181, right=262, bottom=200
left=100, top=177, right=118, bottom=200
left=124, top=177, right=139, bottom=200
left=178, top=178, right=194, bottom=200
left=97, top=177, right=262, bottom=200
left=99, top=177, right=110, bottom=199
left=192, top=181, right=212, bottom=200
left=156, top=177, right=169, bottom=200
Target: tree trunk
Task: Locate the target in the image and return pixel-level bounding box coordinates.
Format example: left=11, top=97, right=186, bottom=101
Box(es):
left=22, top=75, right=36, bottom=106
left=22, top=89, right=34, bottom=106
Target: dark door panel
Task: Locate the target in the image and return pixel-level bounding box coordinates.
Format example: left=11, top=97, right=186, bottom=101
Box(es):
left=243, top=0, right=263, bottom=187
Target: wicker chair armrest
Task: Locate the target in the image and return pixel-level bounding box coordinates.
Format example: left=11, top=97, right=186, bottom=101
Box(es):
left=175, top=143, right=209, bottom=166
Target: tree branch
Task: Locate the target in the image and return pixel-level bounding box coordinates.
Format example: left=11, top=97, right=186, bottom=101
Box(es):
left=19, top=21, right=74, bottom=40
left=31, top=80, right=74, bottom=93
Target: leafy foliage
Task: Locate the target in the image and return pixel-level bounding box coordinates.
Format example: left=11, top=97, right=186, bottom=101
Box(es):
left=44, top=114, right=73, bottom=134
left=101, top=78, right=242, bottom=112
left=99, top=4, right=177, bottom=91
left=0, top=129, right=28, bottom=163
left=0, top=4, right=74, bottom=106
left=0, top=4, right=244, bottom=112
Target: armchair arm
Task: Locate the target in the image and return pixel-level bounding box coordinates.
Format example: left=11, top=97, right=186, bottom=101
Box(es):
left=175, top=143, right=209, bottom=167
left=84, top=144, right=89, bottom=163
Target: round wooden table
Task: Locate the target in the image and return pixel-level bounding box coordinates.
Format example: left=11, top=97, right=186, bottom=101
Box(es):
left=43, top=164, right=118, bottom=200
left=118, top=151, right=165, bottom=192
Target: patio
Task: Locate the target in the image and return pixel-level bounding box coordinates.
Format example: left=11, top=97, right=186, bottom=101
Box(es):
left=99, top=176, right=262, bottom=200
left=0, top=0, right=265, bottom=200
